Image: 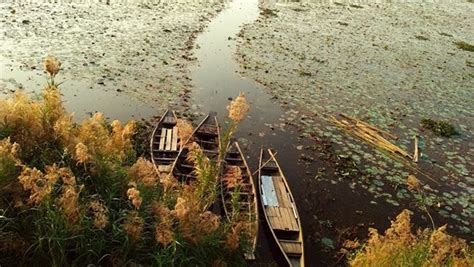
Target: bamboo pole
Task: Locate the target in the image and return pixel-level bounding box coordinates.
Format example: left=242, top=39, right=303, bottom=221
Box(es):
left=413, top=135, right=419, bottom=163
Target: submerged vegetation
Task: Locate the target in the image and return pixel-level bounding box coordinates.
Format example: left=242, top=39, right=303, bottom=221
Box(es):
left=421, top=118, right=458, bottom=137
left=454, top=41, right=474, bottom=52
left=348, top=210, right=474, bottom=267
left=0, top=57, right=253, bottom=266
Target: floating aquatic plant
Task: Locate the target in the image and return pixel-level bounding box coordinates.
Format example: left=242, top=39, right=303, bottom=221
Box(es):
left=421, top=118, right=458, bottom=137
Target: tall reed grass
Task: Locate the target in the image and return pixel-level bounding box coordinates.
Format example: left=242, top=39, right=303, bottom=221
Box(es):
left=0, top=57, right=252, bottom=266
left=347, top=209, right=474, bottom=267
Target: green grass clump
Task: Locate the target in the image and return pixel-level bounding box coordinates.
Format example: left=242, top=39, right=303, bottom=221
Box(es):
left=421, top=118, right=458, bottom=137
left=454, top=41, right=474, bottom=52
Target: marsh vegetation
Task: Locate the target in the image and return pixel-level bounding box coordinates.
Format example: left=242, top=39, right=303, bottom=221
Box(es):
left=0, top=58, right=254, bottom=266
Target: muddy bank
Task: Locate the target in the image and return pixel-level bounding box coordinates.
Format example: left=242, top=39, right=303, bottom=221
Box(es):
left=0, top=0, right=224, bottom=121
left=236, top=0, right=473, bottom=259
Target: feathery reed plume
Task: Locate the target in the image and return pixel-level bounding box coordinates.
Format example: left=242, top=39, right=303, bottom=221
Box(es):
left=198, top=211, right=220, bottom=235
left=186, top=142, right=203, bottom=164
left=350, top=209, right=414, bottom=266
left=124, top=211, right=144, bottom=243
left=0, top=92, right=44, bottom=152
left=57, top=168, right=83, bottom=225
left=428, top=225, right=469, bottom=265
left=18, top=166, right=57, bottom=205
left=122, top=121, right=137, bottom=143
left=350, top=209, right=473, bottom=266
left=129, top=157, right=158, bottom=187
left=177, top=118, right=193, bottom=147
left=384, top=209, right=414, bottom=244
left=160, top=173, right=177, bottom=191
left=90, top=199, right=108, bottom=230
left=92, top=112, right=105, bottom=123
left=42, top=84, right=64, bottom=123
left=227, top=92, right=249, bottom=123
left=171, top=186, right=209, bottom=244
left=71, top=113, right=137, bottom=167
left=75, top=142, right=91, bottom=165
left=220, top=93, right=250, bottom=164
left=44, top=56, right=61, bottom=78
left=173, top=196, right=190, bottom=220
left=152, top=201, right=174, bottom=246
left=407, top=174, right=421, bottom=192
left=127, top=186, right=142, bottom=210
left=222, top=166, right=242, bottom=189
left=186, top=141, right=218, bottom=208
left=0, top=138, right=22, bottom=178
left=225, top=222, right=245, bottom=251
left=53, top=114, right=75, bottom=144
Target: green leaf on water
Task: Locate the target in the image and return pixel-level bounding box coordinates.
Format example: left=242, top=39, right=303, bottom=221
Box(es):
left=321, top=237, right=335, bottom=249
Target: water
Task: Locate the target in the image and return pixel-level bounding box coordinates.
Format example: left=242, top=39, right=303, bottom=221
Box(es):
left=0, top=58, right=156, bottom=121
left=190, top=0, right=321, bottom=264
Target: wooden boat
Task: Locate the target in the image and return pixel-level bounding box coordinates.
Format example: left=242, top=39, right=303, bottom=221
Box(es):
left=221, top=141, right=258, bottom=260
left=258, top=149, right=304, bottom=267
left=172, top=112, right=219, bottom=182
left=150, top=110, right=180, bottom=174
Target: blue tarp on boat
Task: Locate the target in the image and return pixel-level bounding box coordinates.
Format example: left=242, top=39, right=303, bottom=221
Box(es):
left=261, top=175, right=279, bottom=207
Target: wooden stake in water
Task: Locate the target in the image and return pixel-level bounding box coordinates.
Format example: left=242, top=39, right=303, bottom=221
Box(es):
left=413, top=135, right=419, bottom=163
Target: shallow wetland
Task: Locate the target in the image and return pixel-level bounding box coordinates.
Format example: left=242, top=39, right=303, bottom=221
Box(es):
left=1, top=0, right=473, bottom=266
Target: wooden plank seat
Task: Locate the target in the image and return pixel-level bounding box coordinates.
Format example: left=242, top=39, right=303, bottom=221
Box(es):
left=225, top=151, right=241, bottom=156
left=202, top=149, right=218, bottom=155
left=163, top=117, right=175, bottom=125
left=280, top=240, right=302, bottom=255
left=157, top=127, right=179, bottom=152
left=179, top=163, right=195, bottom=169
left=198, top=139, right=217, bottom=145
left=226, top=157, right=243, bottom=162
left=196, top=130, right=218, bottom=136
left=153, top=157, right=175, bottom=162
left=177, top=174, right=197, bottom=180
left=262, top=161, right=278, bottom=170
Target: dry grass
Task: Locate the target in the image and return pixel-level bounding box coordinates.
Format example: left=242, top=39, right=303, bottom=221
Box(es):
left=0, top=57, right=251, bottom=266
left=349, top=210, right=474, bottom=267
left=331, top=113, right=411, bottom=160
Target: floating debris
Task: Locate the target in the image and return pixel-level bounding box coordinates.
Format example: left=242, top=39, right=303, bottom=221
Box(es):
left=454, top=40, right=474, bottom=52
left=331, top=113, right=412, bottom=161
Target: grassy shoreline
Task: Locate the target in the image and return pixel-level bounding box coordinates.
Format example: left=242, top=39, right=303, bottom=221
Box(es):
left=0, top=59, right=253, bottom=266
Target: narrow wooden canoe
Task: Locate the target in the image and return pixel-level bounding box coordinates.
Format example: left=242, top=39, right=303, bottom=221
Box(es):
left=258, top=149, right=304, bottom=267
left=221, top=141, right=258, bottom=260
left=172, top=112, right=219, bottom=182
left=150, top=110, right=179, bottom=174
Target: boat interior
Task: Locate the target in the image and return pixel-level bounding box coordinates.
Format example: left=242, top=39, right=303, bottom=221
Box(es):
left=260, top=149, right=303, bottom=266
left=151, top=111, right=179, bottom=173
